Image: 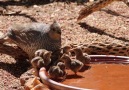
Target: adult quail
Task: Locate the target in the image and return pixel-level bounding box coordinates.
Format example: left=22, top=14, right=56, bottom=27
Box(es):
left=0, top=21, right=61, bottom=60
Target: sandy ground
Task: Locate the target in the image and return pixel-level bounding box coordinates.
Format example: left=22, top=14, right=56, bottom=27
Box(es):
left=0, top=0, right=129, bottom=90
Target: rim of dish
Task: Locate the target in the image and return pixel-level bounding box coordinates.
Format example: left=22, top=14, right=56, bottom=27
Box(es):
left=39, top=55, right=129, bottom=90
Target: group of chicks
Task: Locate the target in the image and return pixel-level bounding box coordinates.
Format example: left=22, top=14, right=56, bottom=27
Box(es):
left=31, top=45, right=91, bottom=81
left=31, top=49, right=52, bottom=76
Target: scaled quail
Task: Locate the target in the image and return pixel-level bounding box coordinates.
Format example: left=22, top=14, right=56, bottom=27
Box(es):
left=0, top=21, right=61, bottom=60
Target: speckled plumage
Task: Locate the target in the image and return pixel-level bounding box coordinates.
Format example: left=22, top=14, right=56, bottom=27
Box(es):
left=34, top=49, right=52, bottom=66
left=0, top=21, right=61, bottom=59
left=60, top=54, right=84, bottom=75
left=48, top=62, right=66, bottom=80
left=71, top=47, right=91, bottom=64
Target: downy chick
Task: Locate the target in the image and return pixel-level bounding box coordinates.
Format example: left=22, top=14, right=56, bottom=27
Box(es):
left=35, top=49, right=52, bottom=66
left=43, top=51, right=52, bottom=66
left=58, top=45, right=72, bottom=59
left=31, top=56, right=45, bottom=76
left=31, top=56, right=45, bottom=69
left=35, top=49, right=48, bottom=57
left=71, top=47, right=91, bottom=64
left=60, top=54, right=84, bottom=75
left=35, top=49, right=51, bottom=58
left=61, top=45, right=72, bottom=55
left=48, top=62, right=66, bottom=80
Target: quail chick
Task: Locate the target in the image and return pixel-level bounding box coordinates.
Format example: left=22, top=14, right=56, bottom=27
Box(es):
left=71, top=47, right=91, bottom=64
left=0, top=20, right=61, bottom=60
left=31, top=56, right=45, bottom=76
left=37, top=59, right=45, bottom=69
left=60, top=54, right=84, bottom=75
left=31, top=56, right=45, bottom=69
left=43, top=50, right=52, bottom=66
left=48, top=62, right=66, bottom=80
left=58, top=45, right=72, bottom=60
left=56, top=62, right=66, bottom=71
left=35, top=49, right=52, bottom=66
left=35, top=49, right=52, bottom=57
left=61, top=45, right=72, bottom=55
left=35, top=49, right=47, bottom=57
